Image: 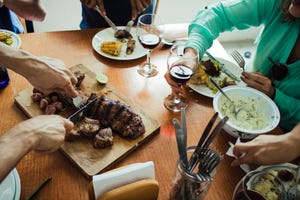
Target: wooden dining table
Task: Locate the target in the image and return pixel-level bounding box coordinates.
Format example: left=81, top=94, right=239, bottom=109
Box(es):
left=0, top=25, right=282, bottom=200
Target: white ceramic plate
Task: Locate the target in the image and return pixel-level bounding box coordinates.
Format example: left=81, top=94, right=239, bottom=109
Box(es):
left=92, top=27, right=147, bottom=60
left=0, top=29, right=21, bottom=49
left=0, top=168, right=21, bottom=200
left=188, top=56, right=245, bottom=98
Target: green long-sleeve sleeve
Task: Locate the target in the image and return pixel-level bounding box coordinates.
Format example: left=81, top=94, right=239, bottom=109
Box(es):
left=185, top=0, right=300, bottom=131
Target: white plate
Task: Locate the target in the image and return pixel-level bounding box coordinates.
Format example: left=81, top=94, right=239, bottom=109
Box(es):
left=188, top=56, right=245, bottom=98
left=0, top=29, right=21, bottom=49
left=92, top=27, right=147, bottom=60
left=0, top=168, right=21, bottom=200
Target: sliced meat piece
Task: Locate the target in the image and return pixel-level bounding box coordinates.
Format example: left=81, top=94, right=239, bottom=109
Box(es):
left=78, top=117, right=101, bottom=139
left=114, top=29, right=132, bottom=39
left=126, top=39, right=135, bottom=55
left=93, top=127, right=113, bottom=148
left=65, top=129, right=81, bottom=141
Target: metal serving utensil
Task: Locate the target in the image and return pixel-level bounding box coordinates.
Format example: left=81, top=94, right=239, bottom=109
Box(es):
left=210, top=78, right=243, bottom=117
left=173, top=118, right=188, bottom=168
left=188, top=112, right=218, bottom=172
left=94, top=5, right=118, bottom=32
left=125, top=20, right=134, bottom=32
left=205, top=51, right=240, bottom=82
left=287, top=162, right=300, bottom=199
left=68, top=97, right=98, bottom=124
left=188, top=114, right=228, bottom=173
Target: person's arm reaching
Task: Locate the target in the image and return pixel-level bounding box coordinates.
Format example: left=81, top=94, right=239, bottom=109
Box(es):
left=0, top=115, right=74, bottom=182
left=0, top=43, right=78, bottom=97
left=1, top=0, right=46, bottom=21
left=231, top=122, right=300, bottom=166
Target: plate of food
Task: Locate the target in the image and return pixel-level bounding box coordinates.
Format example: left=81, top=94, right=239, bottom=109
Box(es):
left=188, top=56, right=245, bottom=98
left=0, top=168, right=21, bottom=200
left=257, top=163, right=300, bottom=194
left=0, top=29, right=21, bottom=49
left=92, top=26, right=147, bottom=60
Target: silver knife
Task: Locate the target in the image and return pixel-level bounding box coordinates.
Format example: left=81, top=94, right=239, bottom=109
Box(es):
left=94, top=5, right=118, bottom=32
left=173, top=118, right=188, bottom=168
left=205, top=51, right=240, bottom=82
left=67, top=97, right=98, bottom=124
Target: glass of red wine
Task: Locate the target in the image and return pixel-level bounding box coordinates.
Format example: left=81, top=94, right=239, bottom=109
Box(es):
left=136, top=13, right=164, bottom=77
left=164, top=43, right=199, bottom=112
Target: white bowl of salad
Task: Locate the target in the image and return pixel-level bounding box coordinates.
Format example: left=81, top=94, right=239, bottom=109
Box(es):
left=212, top=86, right=280, bottom=139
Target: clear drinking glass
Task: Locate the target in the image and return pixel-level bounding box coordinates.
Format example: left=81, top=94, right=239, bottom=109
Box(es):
left=169, top=146, right=213, bottom=200
left=164, top=43, right=199, bottom=112
left=136, top=13, right=164, bottom=77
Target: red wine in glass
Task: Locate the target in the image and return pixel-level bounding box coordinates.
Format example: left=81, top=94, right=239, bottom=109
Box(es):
left=138, top=33, right=161, bottom=50
left=169, top=65, right=193, bottom=84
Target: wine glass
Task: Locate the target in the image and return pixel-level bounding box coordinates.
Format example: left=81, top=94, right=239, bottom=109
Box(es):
left=136, top=13, right=164, bottom=77
left=164, top=43, right=199, bottom=112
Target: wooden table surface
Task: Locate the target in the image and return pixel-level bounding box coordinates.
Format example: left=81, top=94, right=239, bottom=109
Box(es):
left=0, top=27, right=280, bottom=200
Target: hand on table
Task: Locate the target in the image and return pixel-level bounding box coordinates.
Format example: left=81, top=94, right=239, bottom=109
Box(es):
left=241, top=71, right=275, bottom=98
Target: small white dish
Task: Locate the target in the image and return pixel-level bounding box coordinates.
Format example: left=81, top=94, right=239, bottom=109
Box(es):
left=0, top=29, right=21, bottom=49
left=0, top=168, right=21, bottom=200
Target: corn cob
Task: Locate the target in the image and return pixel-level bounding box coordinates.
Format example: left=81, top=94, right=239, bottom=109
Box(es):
left=0, top=31, right=13, bottom=46
left=100, top=41, right=123, bottom=56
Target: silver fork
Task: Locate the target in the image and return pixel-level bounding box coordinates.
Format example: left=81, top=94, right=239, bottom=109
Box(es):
left=287, top=163, right=300, bottom=200
left=231, top=50, right=245, bottom=71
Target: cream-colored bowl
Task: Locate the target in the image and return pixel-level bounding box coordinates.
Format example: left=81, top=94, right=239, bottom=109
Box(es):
left=212, top=86, right=280, bottom=139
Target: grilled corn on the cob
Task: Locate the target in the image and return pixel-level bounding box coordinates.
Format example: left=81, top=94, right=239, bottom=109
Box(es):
left=100, top=41, right=123, bottom=56
left=0, top=31, right=13, bottom=46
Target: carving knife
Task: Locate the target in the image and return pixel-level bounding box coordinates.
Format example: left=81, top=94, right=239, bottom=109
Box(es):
left=94, top=5, right=118, bottom=32
left=67, top=97, right=98, bottom=124
left=205, top=51, right=240, bottom=82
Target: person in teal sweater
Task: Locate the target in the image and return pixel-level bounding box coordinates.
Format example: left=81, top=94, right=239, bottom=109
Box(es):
left=183, top=0, right=300, bottom=132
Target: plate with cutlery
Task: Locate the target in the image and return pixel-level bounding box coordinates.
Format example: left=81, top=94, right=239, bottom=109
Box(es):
left=188, top=55, right=245, bottom=98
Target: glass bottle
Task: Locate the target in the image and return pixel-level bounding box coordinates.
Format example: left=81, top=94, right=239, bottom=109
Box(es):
left=0, top=66, right=10, bottom=89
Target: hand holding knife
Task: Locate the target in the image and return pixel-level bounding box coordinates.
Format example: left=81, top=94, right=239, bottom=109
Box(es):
left=94, top=5, right=118, bottom=32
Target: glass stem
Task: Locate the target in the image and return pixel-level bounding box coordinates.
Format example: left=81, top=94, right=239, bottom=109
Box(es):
left=146, top=50, right=151, bottom=64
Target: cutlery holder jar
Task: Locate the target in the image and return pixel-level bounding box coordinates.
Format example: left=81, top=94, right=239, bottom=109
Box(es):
left=169, top=146, right=213, bottom=200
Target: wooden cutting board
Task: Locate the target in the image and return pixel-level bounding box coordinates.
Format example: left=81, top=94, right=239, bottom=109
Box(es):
left=14, top=64, right=160, bottom=178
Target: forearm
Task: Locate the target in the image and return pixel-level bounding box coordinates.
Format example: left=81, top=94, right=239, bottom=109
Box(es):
left=0, top=43, right=42, bottom=78
left=0, top=126, right=37, bottom=182
left=2, top=0, right=46, bottom=21
left=286, top=122, right=300, bottom=158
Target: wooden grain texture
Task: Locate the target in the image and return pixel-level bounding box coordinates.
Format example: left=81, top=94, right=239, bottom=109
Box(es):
left=2, top=28, right=284, bottom=200
left=14, top=64, right=160, bottom=177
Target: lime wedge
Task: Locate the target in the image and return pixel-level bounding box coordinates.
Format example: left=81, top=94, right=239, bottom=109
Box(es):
left=96, top=73, right=108, bottom=84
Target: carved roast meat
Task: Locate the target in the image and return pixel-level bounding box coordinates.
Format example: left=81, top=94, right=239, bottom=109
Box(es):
left=89, top=94, right=145, bottom=139
left=32, top=70, right=146, bottom=149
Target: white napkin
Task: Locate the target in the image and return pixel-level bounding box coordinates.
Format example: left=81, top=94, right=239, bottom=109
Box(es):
left=226, top=137, right=251, bottom=173
left=92, top=161, right=155, bottom=199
